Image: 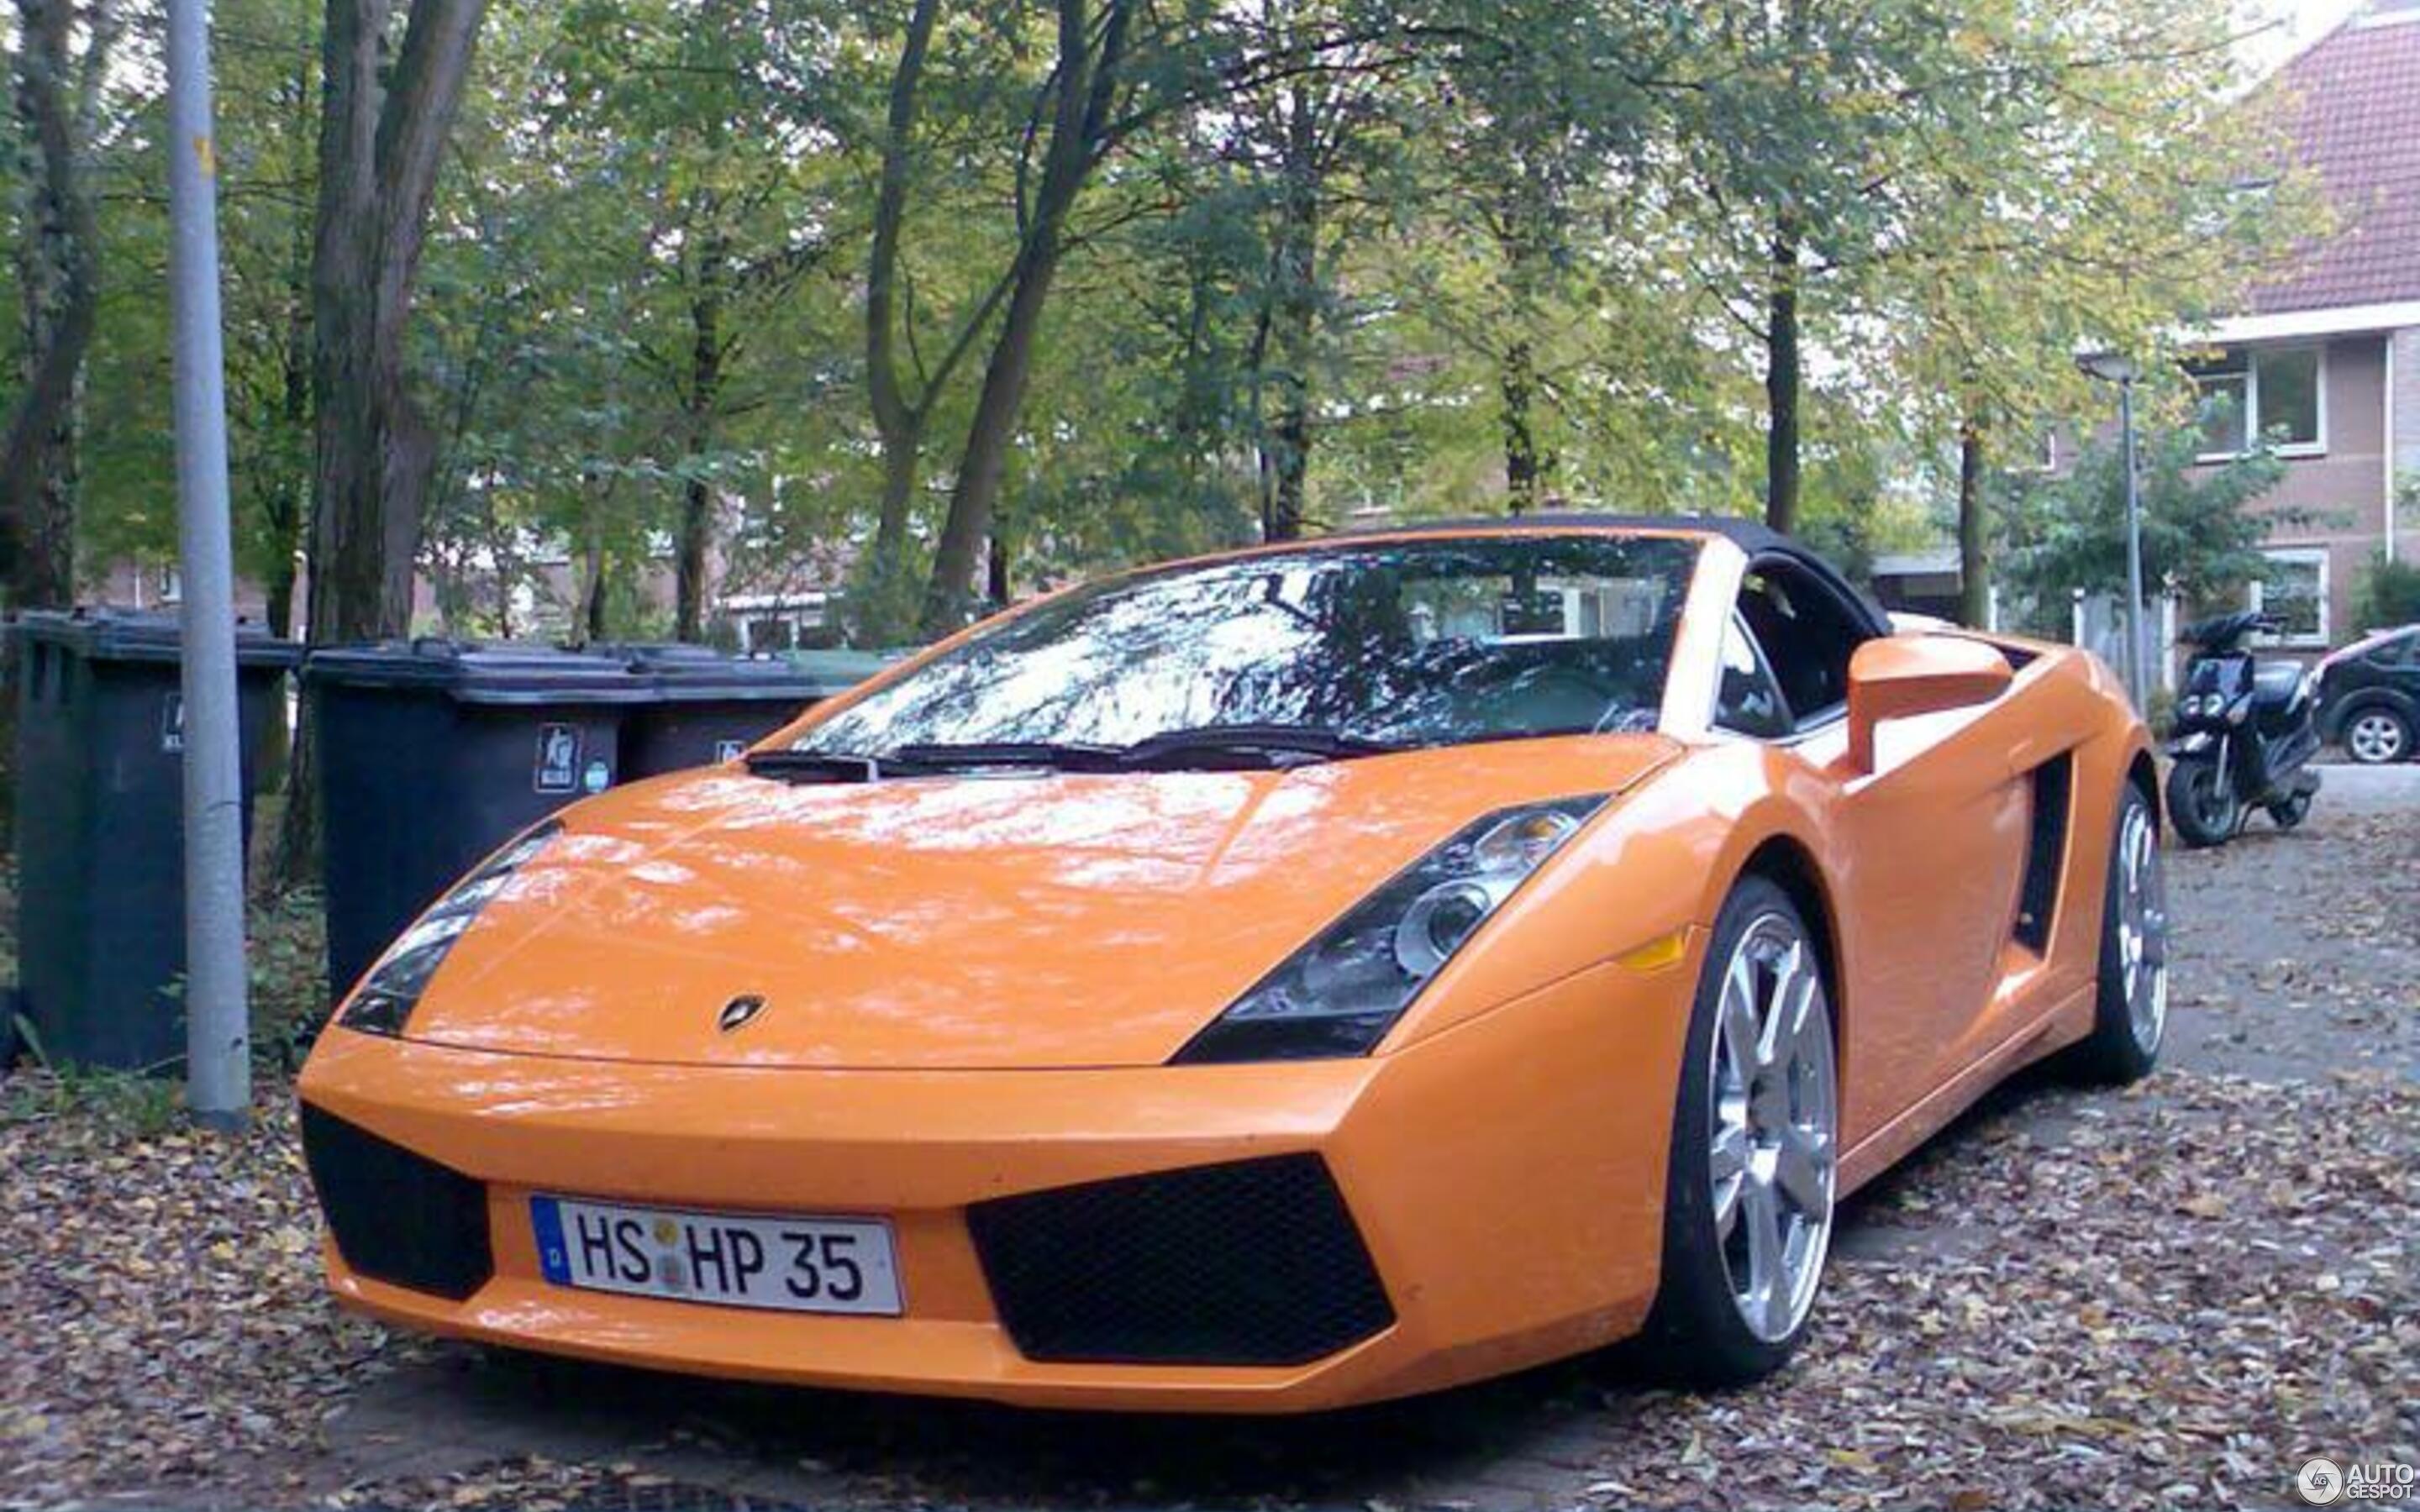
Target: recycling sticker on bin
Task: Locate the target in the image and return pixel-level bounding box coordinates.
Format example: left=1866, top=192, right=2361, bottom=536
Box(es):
left=160, top=693, right=185, bottom=754
left=534, top=724, right=581, bottom=794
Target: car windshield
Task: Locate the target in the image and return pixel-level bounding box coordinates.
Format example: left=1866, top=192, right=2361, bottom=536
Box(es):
left=791, top=534, right=1698, bottom=757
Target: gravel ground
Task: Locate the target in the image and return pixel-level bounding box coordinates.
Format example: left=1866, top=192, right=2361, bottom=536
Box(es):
left=2, top=767, right=2414, bottom=1511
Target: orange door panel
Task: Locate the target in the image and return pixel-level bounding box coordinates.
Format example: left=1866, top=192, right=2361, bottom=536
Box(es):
left=1797, top=703, right=2030, bottom=1136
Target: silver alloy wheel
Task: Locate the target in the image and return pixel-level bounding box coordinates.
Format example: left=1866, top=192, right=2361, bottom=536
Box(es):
left=2115, top=800, right=2170, bottom=1055
left=1707, top=914, right=1837, bottom=1344
left=2347, top=710, right=2407, bottom=764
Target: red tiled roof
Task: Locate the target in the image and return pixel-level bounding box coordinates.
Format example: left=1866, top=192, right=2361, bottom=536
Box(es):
left=2249, top=10, right=2420, bottom=314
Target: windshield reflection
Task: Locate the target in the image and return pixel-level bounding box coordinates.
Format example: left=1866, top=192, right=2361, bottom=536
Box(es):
left=796, top=536, right=1697, bottom=756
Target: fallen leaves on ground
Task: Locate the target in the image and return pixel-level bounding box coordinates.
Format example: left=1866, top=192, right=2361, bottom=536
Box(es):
left=0, top=1095, right=433, bottom=1507
left=1567, top=1070, right=2420, bottom=1511
left=3, top=1070, right=2408, bottom=1512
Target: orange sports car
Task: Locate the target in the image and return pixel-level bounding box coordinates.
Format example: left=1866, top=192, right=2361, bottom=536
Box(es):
left=297, top=516, right=2169, bottom=1411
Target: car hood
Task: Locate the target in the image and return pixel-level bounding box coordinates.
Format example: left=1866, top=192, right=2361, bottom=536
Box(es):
left=399, top=734, right=1678, bottom=1069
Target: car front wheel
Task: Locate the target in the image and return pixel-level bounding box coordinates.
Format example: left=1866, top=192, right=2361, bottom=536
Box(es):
left=1644, top=875, right=1837, bottom=1387
left=2165, top=758, right=2240, bottom=848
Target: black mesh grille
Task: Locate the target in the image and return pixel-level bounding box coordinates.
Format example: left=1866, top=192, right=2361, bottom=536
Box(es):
left=966, top=1153, right=1393, bottom=1367
left=300, top=1102, right=492, bottom=1301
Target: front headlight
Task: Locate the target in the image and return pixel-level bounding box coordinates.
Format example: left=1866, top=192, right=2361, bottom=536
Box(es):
left=1172, top=796, right=1606, bottom=1064
left=338, top=820, right=562, bottom=1036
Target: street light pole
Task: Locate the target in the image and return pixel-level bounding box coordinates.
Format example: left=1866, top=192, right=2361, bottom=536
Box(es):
left=2119, top=373, right=2148, bottom=713
left=2076, top=351, right=2150, bottom=713
left=164, top=0, right=252, bottom=1129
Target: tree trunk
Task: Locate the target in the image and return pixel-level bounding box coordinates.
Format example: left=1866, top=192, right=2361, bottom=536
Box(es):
left=864, top=0, right=940, bottom=589
left=1501, top=338, right=1543, bottom=514
left=1762, top=216, right=1801, bottom=536
left=986, top=523, right=1010, bottom=608
left=920, top=0, right=1128, bottom=635
left=1265, top=381, right=1311, bottom=541
left=675, top=236, right=725, bottom=642
left=283, top=0, right=487, bottom=886
left=263, top=202, right=313, bottom=641
left=578, top=482, right=612, bottom=642
left=302, top=0, right=487, bottom=646
left=1957, top=412, right=1990, bottom=628
left=3, top=0, right=101, bottom=610
left=1257, top=81, right=1323, bottom=544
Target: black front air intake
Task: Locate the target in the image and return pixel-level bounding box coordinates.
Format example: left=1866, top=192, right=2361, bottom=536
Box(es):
left=299, top=1103, right=492, bottom=1301
left=966, top=1153, right=1394, bottom=1367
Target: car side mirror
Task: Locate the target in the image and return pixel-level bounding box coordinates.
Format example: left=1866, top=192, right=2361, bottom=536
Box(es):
left=1846, top=635, right=2012, bottom=773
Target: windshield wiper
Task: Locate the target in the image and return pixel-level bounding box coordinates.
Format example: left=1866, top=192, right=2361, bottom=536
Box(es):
left=749, top=727, right=1400, bottom=782
left=1116, top=722, right=1404, bottom=770
left=883, top=740, right=1125, bottom=773
left=742, top=748, right=891, bottom=783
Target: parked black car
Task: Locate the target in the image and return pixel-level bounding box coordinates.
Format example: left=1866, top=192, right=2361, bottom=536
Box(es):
left=2315, top=623, right=2420, bottom=764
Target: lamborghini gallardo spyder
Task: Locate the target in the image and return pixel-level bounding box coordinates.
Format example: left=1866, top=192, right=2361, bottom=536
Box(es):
left=298, top=515, right=2168, bottom=1410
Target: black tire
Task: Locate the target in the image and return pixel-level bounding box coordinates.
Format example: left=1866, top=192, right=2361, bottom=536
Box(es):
left=2070, top=784, right=2168, bottom=1085
left=1642, top=874, right=1835, bottom=1388
left=2164, top=758, right=2239, bottom=848
left=2340, top=704, right=2412, bottom=766
left=2266, top=790, right=2312, bottom=830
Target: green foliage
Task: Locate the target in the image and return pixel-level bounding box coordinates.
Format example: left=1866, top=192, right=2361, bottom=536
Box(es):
left=1995, top=423, right=2288, bottom=616
left=2353, top=553, right=2420, bottom=633
left=25, top=0, right=2295, bottom=638
left=4, top=1016, right=187, bottom=1137
left=246, top=885, right=329, bottom=1074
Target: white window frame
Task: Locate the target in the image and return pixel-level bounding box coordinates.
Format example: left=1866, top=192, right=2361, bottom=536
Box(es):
left=2195, top=344, right=2328, bottom=463
left=2248, top=546, right=2330, bottom=648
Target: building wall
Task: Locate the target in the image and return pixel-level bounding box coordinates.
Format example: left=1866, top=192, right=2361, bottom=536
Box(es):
left=2230, top=333, right=2394, bottom=649
left=2396, top=326, right=2420, bottom=491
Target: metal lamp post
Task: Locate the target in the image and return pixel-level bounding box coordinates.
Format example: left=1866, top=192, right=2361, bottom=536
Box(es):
left=165, top=0, right=252, bottom=1128
left=2077, top=352, right=2148, bottom=713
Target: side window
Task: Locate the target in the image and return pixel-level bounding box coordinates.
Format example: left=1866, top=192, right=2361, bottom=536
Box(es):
left=1714, top=616, right=1793, bottom=738
left=1736, top=562, right=1870, bottom=727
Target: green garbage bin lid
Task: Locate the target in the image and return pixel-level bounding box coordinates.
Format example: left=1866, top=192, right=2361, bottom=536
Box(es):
left=581, top=642, right=845, bottom=702
left=777, top=648, right=908, bottom=696
left=8, top=607, right=301, bottom=668
left=302, top=638, right=654, bottom=706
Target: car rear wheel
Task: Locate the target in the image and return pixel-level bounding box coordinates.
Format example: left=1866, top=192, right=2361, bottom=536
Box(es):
left=2344, top=706, right=2411, bottom=765
left=2072, top=784, right=2168, bottom=1084
left=1644, top=875, right=1837, bottom=1386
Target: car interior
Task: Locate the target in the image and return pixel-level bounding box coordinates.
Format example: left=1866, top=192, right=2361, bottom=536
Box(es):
left=1718, top=560, right=1875, bottom=736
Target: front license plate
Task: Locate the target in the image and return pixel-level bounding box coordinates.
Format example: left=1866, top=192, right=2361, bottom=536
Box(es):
left=531, top=1195, right=903, bottom=1315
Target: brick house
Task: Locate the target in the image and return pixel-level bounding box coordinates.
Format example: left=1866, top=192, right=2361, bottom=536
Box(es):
left=2190, top=0, right=2420, bottom=651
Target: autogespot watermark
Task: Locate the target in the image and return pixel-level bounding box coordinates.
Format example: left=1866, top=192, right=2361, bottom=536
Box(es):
left=2300, top=1457, right=2420, bottom=1505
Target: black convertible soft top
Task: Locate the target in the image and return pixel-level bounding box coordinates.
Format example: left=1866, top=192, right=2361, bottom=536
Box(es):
left=1334, top=510, right=1891, bottom=639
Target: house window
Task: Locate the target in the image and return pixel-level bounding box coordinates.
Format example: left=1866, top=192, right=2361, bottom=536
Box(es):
left=2249, top=549, right=2328, bottom=646
left=2191, top=354, right=2249, bottom=457
left=2258, top=347, right=2323, bottom=450
left=2191, top=346, right=2324, bottom=460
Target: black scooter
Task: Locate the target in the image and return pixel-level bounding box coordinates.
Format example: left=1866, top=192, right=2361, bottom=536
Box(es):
left=2164, top=610, right=2323, bottom=848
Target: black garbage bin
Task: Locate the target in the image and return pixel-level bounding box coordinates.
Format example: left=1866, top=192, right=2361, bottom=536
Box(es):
left=601, top=643, right=878, bottom=780
left=306, top=641, right=650, bottom=1001
left=9, top=609, right=298, bottom=1069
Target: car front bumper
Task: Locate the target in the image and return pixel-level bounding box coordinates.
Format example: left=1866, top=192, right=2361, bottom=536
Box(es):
left=295, top=955, right=1696, bottom=1412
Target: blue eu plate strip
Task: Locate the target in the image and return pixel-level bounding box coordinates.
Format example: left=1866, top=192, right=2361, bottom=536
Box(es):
left=530, top=1196, right=571, bottom=1284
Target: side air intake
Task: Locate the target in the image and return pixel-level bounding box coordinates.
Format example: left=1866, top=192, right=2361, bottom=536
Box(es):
left=2013, top=752, right=2074, bottom=952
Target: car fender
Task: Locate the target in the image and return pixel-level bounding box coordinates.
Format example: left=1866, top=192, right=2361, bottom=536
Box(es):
left=1385, top=741, right=1844, bottom=1052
